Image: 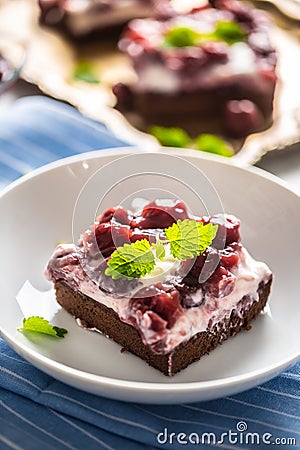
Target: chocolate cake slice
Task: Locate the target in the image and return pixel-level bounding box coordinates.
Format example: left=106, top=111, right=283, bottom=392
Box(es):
left=113, top=0, right=277, bottom=137
left=45, top=200, right=273, bottom=376
left=38, top=0, right=156, bottom=38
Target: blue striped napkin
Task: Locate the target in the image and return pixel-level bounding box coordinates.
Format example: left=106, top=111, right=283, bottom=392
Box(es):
left=0, top=97, right=299, bottom=450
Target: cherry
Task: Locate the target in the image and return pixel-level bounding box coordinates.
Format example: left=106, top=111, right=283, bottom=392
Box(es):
left=146, top=311, right=167, bottom=332
left=180, top=247, right=220, bottom=287
left=97, top=208, right=116, bottom=224
left=224, top=99, right=264, bottom=137
left=130, top=229, right=157, bottom=244
left=113, top=207, right=133, bottom=226
left=112, top=83, right=134, bottom=110
left=209, top=214, right=241, bottom=248
left=175, top=283, right=205, bottom=308
left=131, top=200, right=189, bottom=229
left=202, top=41, right=229, bottom=62
left=219, top=245, right=240, bottom=268
left=96, top=258, right=139, bottom=296
left=129, top=284, right=182, bottom=329
left=98, top=207, right=133, bottom=226
left=97, top=223, right=132, bottom=256
left=204, top=266, right=236, bottom=298
left=82, top=223, right=132, bottom=258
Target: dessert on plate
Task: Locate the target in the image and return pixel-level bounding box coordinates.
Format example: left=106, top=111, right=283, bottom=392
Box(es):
left=113, top=0, right=277, bottom=137
left=46, top=199, right=272, bottom=376
left=38, top=0, right=156, bottom=38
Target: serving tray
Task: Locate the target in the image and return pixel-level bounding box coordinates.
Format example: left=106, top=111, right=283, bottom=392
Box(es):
left=1, top=0, right=300, bottom=164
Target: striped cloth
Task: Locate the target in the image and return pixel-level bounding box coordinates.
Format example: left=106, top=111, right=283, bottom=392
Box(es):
left=0, top=97, right=299, bottom=450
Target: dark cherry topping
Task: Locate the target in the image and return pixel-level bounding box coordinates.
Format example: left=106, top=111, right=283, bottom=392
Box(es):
left=130, top=229, right=158, bottom=244
left=175, top=282, right=205, bottom=309
left=112, top=83, right=134, bottom=111
left=79, top=201, right=243, bottom=315
left=97, top=207, right=116, bottom=224
left=98, top=206, right=133, bottom=226
left=131, top=199, right=189, bottom=229
left=129, top=283, right=183, bottom=329
left=95, top=223, right=132, bottom=257
left=202, top=41, right=229, bottom=62
left=82, top=222, right=132, bottom=258
left=94, top=258, right=139, bottom=296
left=224, top=99, right=264, bottom=138
left=179, top=246, right=220, bottom=287
left=112, top=207, right=133, bottom=226
left=219, top=243, right=240, bottom=268
left=209, top=213, right=241, bottom=247
left=204, top=266, right=236, bottom=298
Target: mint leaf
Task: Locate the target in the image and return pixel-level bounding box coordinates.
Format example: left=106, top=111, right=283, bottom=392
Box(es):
left=72, top=60, right=100, bottom=84
left=163, top=26, right=201, bottom=48
left=197, top=222, right=218, bottom=254
left=18, top=316, right=68, bottom=338
left=162, top=20, right=245, bottom=49
left=152, top=243, right=166, bottom=261
left=105, top=220, right=218, bottom=279
left=214, top=20, right=245, bottom=45
left=105, top=239, right=155, bottom=279
left=149, top=126, right=191, bottom=148
left=165, top=219, right=218, bottom=260
left=194, top=134, right=234, bottom=157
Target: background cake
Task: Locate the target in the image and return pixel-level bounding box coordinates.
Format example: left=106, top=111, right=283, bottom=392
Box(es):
left=113, top=0, right=277, bottom=137
left=38, top=0, right=156, bottom=38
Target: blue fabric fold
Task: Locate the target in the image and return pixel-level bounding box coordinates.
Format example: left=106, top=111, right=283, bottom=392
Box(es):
left=0, top=96, right=129, bottom=190
left=0, top=97, right=299, bottom=450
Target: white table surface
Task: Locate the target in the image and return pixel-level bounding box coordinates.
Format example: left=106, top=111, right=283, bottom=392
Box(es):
left=1, top=79, right=300, bottom=196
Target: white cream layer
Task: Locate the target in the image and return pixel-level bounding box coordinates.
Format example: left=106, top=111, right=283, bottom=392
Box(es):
left=135, top=42, right=262, bottom=94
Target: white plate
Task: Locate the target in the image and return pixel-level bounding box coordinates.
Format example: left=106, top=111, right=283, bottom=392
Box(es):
left=0, top=148, right=299, bottom=404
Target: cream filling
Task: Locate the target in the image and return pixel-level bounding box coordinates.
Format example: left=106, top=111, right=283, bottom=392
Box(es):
left=140, top=243, right=180, bottom=287
left=46, top=243, right=272, bottom=354
left=135, top=43, right=259, bottom=93
left=135, top=64, right=181, bottom=94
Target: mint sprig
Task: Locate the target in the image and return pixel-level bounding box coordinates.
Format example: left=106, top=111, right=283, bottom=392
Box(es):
left=214, top=20, right=246, bottom=46
left=72, top=60, right=100, bottom=84
left=105, top=219, right=218, bottom=279
left=149, top=126, right=234, bottom=157
left=18, top=316, right=68, bottom=338
left=162, top=20, right=246, bottom=48
left=165, top=220, right=218, bottom=260
left=193, top=134, right=234, bottom=157
left=105, top=239, right=155, bottom=279
left=149, top=126, right=190, bottom=148
left=163, top=26, right=201, bottom=48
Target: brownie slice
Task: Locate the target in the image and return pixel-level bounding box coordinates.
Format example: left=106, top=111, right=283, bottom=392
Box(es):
left=46, top=201, right=273, bottom=376
left=55, top=277, right=272, bottom=376
left=113, top=0, right=277, bottom=137
left=38, top=0, right=156, bottom=39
